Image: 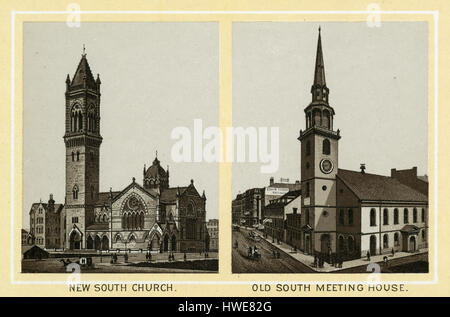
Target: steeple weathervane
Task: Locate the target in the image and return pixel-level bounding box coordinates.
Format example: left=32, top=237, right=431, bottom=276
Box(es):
left=82, top=44, right=86, bottom=56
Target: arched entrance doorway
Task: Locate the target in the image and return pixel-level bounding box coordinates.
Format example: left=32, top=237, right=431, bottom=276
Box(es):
left=409, top=236, right=416, bottom=252
left=94, top=235, right=101, bottom=250
left=69, top=230, right=81, bottom=250
left=149, top=234, right=160, bottom=251
left=171, top=235, right=177, bottom=252
left=370, top=235, right=377, bottom=256
left=320, top=234, right=330, bottom=254
left=163, top=235, right=169, bottom=252
left=86, top=236, right=94, bottom=249
left=101, top=236, right=109, bottom=250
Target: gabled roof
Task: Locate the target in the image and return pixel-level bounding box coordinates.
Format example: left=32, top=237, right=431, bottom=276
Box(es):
left=29, top=202, right=64, bottom=215
left=337, top=169, right=428, bottom=203
left=95, top=191, right=121, bottom=207
left=70, top=54, right=97, bottom=90
left=160, top=187, right=188, bottom=204
left=111, top=180, right=158, bottom=203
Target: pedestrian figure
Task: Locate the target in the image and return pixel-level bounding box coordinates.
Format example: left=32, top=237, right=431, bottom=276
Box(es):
left=383, top=256, right=388, bottom=267
left=391, top=248, right=395, bottom=257
left=367, top=251, right=371, bottom=262
left=314, top=254, right=318, bottom=267
left=124, top=253, right=128, bottom=263
left=168, top=253, right=171, bottom=262
left=273, top=250, right=276, bottom=259
left=148, top=252, right=152, bottom=262
left=184, top=252, right=187, bottom=261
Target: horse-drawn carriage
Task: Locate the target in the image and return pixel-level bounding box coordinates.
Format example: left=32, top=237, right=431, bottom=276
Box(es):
left=247, top=246, right=261, bottom=259
left=247, top=230, right=261, bottom=242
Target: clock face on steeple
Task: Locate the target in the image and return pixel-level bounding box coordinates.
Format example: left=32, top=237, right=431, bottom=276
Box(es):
left=320, top=158, right=334, bottom=174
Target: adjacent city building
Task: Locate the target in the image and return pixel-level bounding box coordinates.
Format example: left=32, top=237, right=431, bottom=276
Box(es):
left=232, top=177, right=301, bottom=227
left=206, top=219, right=219, bottom=252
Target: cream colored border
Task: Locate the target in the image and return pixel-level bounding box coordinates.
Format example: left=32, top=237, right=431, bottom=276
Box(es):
left=1, top=0, right=448, bottom=297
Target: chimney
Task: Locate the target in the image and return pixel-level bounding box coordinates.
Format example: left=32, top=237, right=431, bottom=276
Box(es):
left=269, top=177, right=274, bottom=185
left=48, top=194, right=55, bottom=210
left=360, top=163, right=366, bottom=174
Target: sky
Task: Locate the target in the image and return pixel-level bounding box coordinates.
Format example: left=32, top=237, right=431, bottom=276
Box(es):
left=23, top=21, right=429, bottom=229
left=232, top=22, right=428, bottom=197
left=23, top=22, right=219, bottom=228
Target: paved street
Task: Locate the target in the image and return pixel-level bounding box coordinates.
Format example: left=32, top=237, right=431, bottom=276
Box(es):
left=232, top=227, right=315, bottom=273
left=22, top=251, right=218, bottom=273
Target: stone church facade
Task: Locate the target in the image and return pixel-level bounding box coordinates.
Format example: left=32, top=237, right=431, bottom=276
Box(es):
left=29, top=52, right=209, bottom=253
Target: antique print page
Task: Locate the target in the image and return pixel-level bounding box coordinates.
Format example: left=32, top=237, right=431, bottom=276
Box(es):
left=0, top=0, right=449, bottom=298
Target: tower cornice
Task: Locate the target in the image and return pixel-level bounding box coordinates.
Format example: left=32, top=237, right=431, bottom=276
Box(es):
left=298, top=126, right=341, bottom=141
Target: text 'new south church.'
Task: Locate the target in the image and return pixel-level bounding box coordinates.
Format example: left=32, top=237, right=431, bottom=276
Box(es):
left=27, top=51, right=210, bottom=253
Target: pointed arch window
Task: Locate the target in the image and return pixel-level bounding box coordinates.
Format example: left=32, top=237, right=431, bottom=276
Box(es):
left=413, top=208, right=418, bottom=223
left=71, top=152, right=75, bottom=161
left=404, top=208, right=409, bottom=224
left=421, top=208, right=426, bottom=222
left=76, top=151, right=80, bottom=161
left=322, top=139, right=330, bottom=155
left=72, top=185, right=79, bottom=200
left=71, top=103, right=83, bottom=132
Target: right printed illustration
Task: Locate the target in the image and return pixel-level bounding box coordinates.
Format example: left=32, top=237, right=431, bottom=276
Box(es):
left=231, top=22, right=428, bottom=273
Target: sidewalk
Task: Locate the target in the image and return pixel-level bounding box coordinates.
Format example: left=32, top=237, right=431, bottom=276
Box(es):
left=94, top=252, right=218, bottom=267
left=256, top=229, right=427, bottom=272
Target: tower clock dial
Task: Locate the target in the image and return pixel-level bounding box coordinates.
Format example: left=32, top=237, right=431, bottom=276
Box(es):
left=320, top=158, right=334, bottom=174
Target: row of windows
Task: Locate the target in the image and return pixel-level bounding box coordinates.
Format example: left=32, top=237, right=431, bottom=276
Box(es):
left=72, top=185, right=96, bottom=200
left=379, top=230, right=426, bottom=249
left=70, top=104, right=98, bottom=133
left=71, top=151, right=96, bottom=162
left=122, top=212, right=145, bottom=230
left=305, top=139, right=331, bottom=156
left=370, top=208, right=426, bottom=227
left=305, top=108, right=332, bottom=130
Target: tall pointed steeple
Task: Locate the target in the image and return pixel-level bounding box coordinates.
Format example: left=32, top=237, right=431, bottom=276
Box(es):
left=313, top=27, right=326, bottom=87
left=69, top=46, right=97, bottom=90
left=311, top=27, right=329, bottom=104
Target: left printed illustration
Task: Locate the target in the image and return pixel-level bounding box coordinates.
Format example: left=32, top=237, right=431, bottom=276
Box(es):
left=22, top=22, right=219, bottom=273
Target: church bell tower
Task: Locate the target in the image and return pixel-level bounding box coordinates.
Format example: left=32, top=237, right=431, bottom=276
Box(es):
left=298, top=28, right=340, bottom=255
left=63, top=49, right=102, bottom=249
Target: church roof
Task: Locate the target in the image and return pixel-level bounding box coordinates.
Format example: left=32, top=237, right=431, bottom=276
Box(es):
left=111, top=179, right=158, bottom=203
left=160, top=187, right=188, bottom=204
left=144, top=156, right=167, bottom=179
left=313, top=27, right=326, bottom=87
left=94, top=191, right=121, bottom=206
left=337, top=169, right=428, bottom=203
left=70, top=54, right=97, bottom=90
